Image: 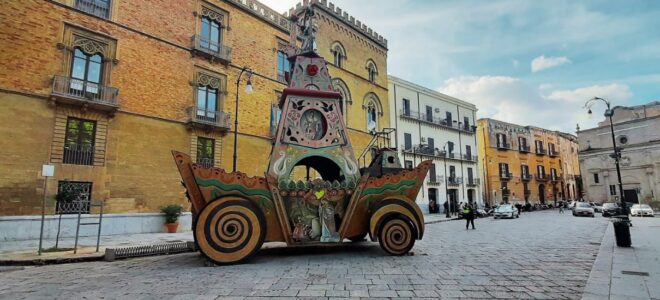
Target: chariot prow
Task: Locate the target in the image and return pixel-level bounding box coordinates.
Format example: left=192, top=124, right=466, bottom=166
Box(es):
left=171, top=7, right=429, bottom=264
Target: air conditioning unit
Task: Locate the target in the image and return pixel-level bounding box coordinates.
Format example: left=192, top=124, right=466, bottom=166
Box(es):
left=434, top=108, right=440, bottom=113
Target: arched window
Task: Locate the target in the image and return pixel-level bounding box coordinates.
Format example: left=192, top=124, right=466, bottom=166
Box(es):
left=332, top=78, right=351, bottom=124
left=331, top=42, right=346, bottom=68
left=363, top=93, right=383, bottom=132
left=70, top=48, right=103, bottom=94
left=366, top=60, right=378, bottom=83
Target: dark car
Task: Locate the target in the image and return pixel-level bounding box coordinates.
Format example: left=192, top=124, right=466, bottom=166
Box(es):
left=602, top=202, right=620, bottom=217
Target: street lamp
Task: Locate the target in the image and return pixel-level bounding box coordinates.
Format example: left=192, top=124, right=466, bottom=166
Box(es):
left=232, top=67, right=253, bottom=173
left=439, top=142, right=451, bottom=218
left=583, top=97, right=627, bottom=217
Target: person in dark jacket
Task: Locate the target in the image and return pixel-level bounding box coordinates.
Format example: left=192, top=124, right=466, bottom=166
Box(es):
left=464, top=201, right=476, bottom=230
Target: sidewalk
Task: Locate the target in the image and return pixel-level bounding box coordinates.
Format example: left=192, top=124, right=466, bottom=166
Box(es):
left=582, top=217, right=660, bottom=300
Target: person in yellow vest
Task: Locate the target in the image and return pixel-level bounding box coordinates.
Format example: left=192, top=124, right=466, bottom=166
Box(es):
left=464, top=200, right=476, bottom=230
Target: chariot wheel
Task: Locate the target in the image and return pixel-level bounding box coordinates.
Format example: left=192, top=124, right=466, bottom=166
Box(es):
left=194, top=197, right=266, bottom=265
left=378, top=216, right=415, bottom=256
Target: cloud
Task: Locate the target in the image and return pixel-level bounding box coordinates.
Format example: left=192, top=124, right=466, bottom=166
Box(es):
left=546, top=83, right=632, bottom=104
left=531, top=55, right=571, bottom=72
left=439, top=76, right=633, bottom=132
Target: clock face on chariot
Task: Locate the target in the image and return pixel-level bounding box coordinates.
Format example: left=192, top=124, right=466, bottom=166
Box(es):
left=172, top=6, right=430, bottom=265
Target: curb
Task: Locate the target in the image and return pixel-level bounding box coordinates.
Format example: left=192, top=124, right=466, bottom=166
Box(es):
left=0, top=253, right=104, bottom=266
left=425, top=217, right=462, bottom=224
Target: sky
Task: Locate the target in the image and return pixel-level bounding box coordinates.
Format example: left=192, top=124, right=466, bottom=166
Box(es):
left=261, top=0, right=660, bottom=133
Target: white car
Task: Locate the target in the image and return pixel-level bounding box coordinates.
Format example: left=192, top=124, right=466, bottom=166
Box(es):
left=573, top=202, right=595, bottom=217
left=493, top=204, right=519, bottom=219
left=630, top=204, right=654, bottom=217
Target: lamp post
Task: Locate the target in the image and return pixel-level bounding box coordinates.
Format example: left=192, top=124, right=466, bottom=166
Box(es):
left=440, top=142, right=451, bottom=217
left=232, top=67, right=253, bottom=173
left=584, top=97, right=627, bottom=217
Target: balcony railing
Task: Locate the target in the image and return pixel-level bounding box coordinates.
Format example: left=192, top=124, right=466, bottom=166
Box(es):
left=519, top=145, right=531, bottom=153
left=196, top=157, right=215, bottom=169
left=463, top=154, right=477, bottom=162
left=549, top=150, right=559, bottom=157
left=535, top=174, right=549, bottom=181
left=428, top=175, right=442, bottom=185
left=466, top=178, right=480, bottom=186
left=187, top=107, right=231, bottom=131
left=51, top=76, right=119, bottom=111
left=192, top=35, right=232, bottom=63
left=63, top=144, right=94, bottom=165
left=551, top=174, right=560, bottom=182
left=536, top=147, right=546, bottom=155
left=74, top=0, right=110, bottom=19
left=496, top=142, right=511, bottom=150
left=447, top=177, right=462, bottom=185
left=500, top=172, right=513, bottom=180
left=398, top=109, right=475, bottom=134
left=521, top=173, right=532, bottom=181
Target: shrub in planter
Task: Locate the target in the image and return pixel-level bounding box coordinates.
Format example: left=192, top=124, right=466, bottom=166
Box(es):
left=160, top=204, right=183, bottom=233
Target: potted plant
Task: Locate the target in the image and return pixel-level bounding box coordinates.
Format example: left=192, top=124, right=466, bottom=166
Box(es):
left=160, top=204, right=183, bottom=233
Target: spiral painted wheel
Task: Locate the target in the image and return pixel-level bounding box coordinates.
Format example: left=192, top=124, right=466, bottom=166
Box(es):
left=195, top=198, right=266, bottom=264
left=378, top=216, right=415, bottom=256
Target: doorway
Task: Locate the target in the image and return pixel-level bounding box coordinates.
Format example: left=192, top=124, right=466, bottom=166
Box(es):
left=447, top=189, right=458, bottom=215
left=538, top=184, right=546, bottom=204
left=428, top=188, right=438, bottom=213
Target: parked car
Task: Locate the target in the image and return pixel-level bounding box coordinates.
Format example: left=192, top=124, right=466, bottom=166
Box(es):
left=493, top=204, right=519, bottom=219
left=568, top=201, right=577, bottom=210
left=475, top=208, right=489, bottom=218
left=573, top=202, right=595, bottom=217
left=630, top=204, right=655, bottom=217
left=592, top=203, right=603, bottom=213
left=602, top=202, right=621, bottom=217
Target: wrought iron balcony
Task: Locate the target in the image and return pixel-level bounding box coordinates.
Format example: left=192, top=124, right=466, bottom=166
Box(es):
left=521, top=173, right=533, bottom=181
left=51, top=76, right=119, bottom=112
left=551, top=174, right=560, bottom=182
left=398, top=109, right=475, bottom=134
left=448, top=176, right=462, bottom=185
left=548, top=150, right=559, bottom=157
left=466, top=178, right=480, bottom=186
left=187, top=107, right=231, bottom=131
left=63, top=144, right=94, bottom=165
left=500, top=172, right=513, bottom=180
left=519, top=145, right=531, bottom=153
left=74, top=0, right=110, bottom=19
left=536, top=147, right=546, bottom=155
left=463, top=154, right=478, bottom=162
left=535, top=174, right=549, bottom=181
left=196, top=157, right=215, bottom=169
left=428, top=175, right=442, bottom=186
left=496, top=142, right=511, bottom=150
left=192, top=35, right=232, bottom=64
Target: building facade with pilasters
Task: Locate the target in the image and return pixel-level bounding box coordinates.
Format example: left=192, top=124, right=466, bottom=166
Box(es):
left=388, top=76, right=482, bottom=214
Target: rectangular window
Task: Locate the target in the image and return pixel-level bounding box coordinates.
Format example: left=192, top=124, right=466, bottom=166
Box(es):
left=75, top=0, right=111, bottom=19
left=609, top=185, right=616, bottom=195
left=63, top=117, right=96, bottom=165
left=425, top=105, right=433, bottom=122
left=404, top=133, right=412, bottom=150
left=465, top=145, right=472, bottom=159
left=277, top=50, right=290, bottom=82
left=446, top=111, right=453, bottom=125
left=447, top=141, right=454, bottom=154
left=201, top=16, right=222, bottom=53
left=196, top=137, right=215, bottom=168
left=402, top=99, right=410, bottom=116
left=467, top=167, right=473, bottom=181
left=404, top=160, right=413, bottom=169
left=449, top=166, right=456, bottom=180
left=196, top=85, right=218, bottom=121
left=497, top=133, right=508, bottom=147
left=427, top=137, right=435, bottom=151
left=463, top=116, right=470, bottom=130
left=499, top=163, right=509, bottom=177
left=594, top=173, right=600, bottom=184
left=536, top=140, right=544, bottom=153
left=538, top=165, right=545, bottom=177
left=56, top=181, right=92, bottom=214
left=430, top=163, right=437, bottom=181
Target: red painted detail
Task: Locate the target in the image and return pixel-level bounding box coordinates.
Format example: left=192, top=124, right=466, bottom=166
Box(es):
left=307, top=64, right=319, bottom=76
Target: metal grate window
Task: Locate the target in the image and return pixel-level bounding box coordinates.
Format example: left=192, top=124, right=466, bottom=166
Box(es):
left=56, top=181, right=93, bottom=214
left=75, top=0, right=111, bottom=19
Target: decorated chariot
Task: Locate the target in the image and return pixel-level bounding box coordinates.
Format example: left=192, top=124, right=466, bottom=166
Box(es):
left=172, top=7, right=430, bottom=264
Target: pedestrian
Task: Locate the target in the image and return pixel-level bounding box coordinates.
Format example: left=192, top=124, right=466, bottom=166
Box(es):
left=559, top=204, right=564, bottom=213
left=464, top=201, right=476, bottom=230
left=444, top=201, right=450, bottom=217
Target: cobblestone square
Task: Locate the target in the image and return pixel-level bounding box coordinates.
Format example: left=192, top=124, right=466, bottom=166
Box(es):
left=0, top=211, right=609, bottom=299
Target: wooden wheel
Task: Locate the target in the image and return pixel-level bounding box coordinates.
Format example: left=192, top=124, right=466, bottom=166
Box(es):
left=194, top=198, right=266, bottom=264
left=378, top=216, right=415, bottom=256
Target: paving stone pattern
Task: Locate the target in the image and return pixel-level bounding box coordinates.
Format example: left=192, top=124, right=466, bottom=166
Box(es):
left=0, top=211, right=609, bottom=299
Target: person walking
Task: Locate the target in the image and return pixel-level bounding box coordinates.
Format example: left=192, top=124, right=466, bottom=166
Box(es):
left=464, top=201, right=476, bottom=230
left=559, top=204, right=564, bottom=213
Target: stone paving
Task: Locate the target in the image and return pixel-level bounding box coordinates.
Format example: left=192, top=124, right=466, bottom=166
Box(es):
left=0, top=211, right=609, bottom=299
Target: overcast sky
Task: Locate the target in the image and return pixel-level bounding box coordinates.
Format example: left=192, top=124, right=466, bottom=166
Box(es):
left=261, top=0, right=660, bottom=133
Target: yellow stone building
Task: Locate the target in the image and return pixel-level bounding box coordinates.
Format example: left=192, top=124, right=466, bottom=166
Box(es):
left=477, top=118, right=581, bottom=206
left=0, top=0, right=388, bottom=229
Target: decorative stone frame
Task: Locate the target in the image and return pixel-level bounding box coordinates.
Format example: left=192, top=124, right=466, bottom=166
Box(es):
left=362, top=92, right=383, bottom=131
left=330, top=41, right=347, bottom=67
left=190, top=131, right=223, bottom=168
left=50, top=107, right=109, bottom=166
left=58, top=24, right=118, bottom=86
left=192, top=68, right=227, bottom=112
left=195, top=1, right=230, bottom=42
left=331, top=78, right=351, bottom=124
left=365, top=59, right=378, bottom=82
